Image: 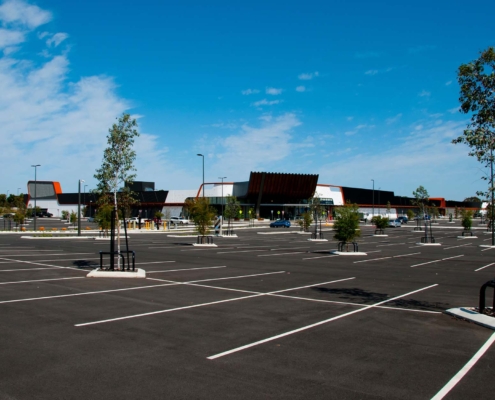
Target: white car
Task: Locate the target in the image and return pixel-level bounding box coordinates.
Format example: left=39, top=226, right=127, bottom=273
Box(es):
left=169, top=216, right=190, bottom=225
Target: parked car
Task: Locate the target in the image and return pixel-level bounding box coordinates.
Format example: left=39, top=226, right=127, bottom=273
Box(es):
left=397, top=216, right=408, bottom=224
left=87, top=217, right=96, bottom=222
left=169, top=216, right=190, bottom=225
left=270, top=219, right=291, bottom=228
left=389, top=219, right=402, bottom=228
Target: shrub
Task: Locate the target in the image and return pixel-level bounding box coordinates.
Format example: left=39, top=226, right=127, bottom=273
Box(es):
left=333, top=203, right=361, bottom=247
left=371, top=215, right=389, bottom=230
left=460, top=209, right=473, bottom=230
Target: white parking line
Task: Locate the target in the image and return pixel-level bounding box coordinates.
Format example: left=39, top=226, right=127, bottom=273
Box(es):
left=0, top=257, right=88, bottom=271
left=474, top=262, right=495, bottom=272
left=0, top=267, right=63, bottom=272
left=443, top=244, right=472, bottom=250
left=0, top=277, right=85, bottom=285
left=431, top=332, right=495, bottom=400
left=207, top=284, right=438, bottom=360
left=303, top=255, right=339, bottom=260
left=376, top=243, right=405, bottom=247
left=258, top=252, right=305, bottom=257
left=0, top=253, right=93, bottom=257
left=75, top=277, right=355, bottom=327
left=354, top=257, right=391, bottom=264
left=410, top=255, right=464, bottom=268
left=0, top=283, right=178, bottom=305
left=147, top=266, right=226, bottom=273
left=217, top=249, right=268, bottom=254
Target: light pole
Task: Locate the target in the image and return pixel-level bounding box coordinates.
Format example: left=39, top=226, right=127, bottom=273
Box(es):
left=371, top=179, right=375, bottom=218
left=378, top=187, right=381, bottom=215
left=17, top=188, right=21, bottom=195
left=219, top=176, right=226, bottom=216
left=31, top=165, right=40, bottom=231
left=6, top=190, right=9, bottom=198
left=197, top=154, right=204, bottom=197
left=84, top=184, right=88, bottom=212
left=78, top=179, right=85, bottom=236
left=90, top=200, right=93, bottom=218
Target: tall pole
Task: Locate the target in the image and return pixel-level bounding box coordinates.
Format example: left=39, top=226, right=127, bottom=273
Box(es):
left=491, top=147, right=494, bottom=246
left=197, top=154, right=204, bottom=197
left=371, top=179, right=375, bottom=218
left=84, top=184, right=88, bottom=213
left=31, top=165, right=40, bottom=231
left=78, top=179, right=85, bottom=237
left=17, top=188, right=21, bottom=195
left=219, top=176, right=226, bottom=216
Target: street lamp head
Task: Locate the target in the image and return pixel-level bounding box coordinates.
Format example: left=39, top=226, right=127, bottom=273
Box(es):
left=31, top=164, right=40, bottom=167
left=197, top=153, right=203, bottom=157
left=79, top=179, right=85, bottom=183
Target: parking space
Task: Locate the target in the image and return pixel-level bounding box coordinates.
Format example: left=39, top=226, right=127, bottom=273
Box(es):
left=0, top=222, right=494, bottom=399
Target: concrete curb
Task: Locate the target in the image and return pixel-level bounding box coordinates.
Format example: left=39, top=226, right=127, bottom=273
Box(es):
left=308, top=239, right=328, bottom=242
left=445, top=307, right=495, bottom=330
left=192, top=243, right=218, bottom=247
left=331, top=251, right=367, bottom=256
left=87, top=268, right=146, bottom=278
left=416, top=243, right=442, bottom=246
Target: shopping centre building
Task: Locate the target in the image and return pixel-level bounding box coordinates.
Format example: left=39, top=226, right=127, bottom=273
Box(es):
left=25, top=172, right=482, bottom=220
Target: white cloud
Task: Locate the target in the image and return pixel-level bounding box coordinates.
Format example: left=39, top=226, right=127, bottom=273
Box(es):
left=295, top=85, right=306, bottom=92
left=46, top=32, right=68, bottom=47
left=365, top=69, right=378, bottom=76
left=210, top=113, right=301, bottom=175
left=318, top=119, right=479, bottom=200
left=266, top=87, right=282, bottom=95
left=298, top=71, right=319, bottom=80
left=448, top=107, right=460, bottom=114
left=386, top=113, right=402, bottom=124
left=445, top=80, right=452, bottom=86
left=418, top=90, right=431, bottom=97
left=241, top=88, right=259, bottom=95
left=252, top=98, right=281, bottom=107
left=346, top=116, right=354, bottom=121
left=0, top=0, right=52, bottom=29
left=0, top=28, right=25, bottom=48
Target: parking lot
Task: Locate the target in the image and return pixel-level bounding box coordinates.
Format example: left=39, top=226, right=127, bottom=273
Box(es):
left=0, top=221, right=494, bottom=399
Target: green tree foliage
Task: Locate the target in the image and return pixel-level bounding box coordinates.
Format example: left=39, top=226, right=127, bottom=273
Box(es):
left=186, top=197, right=217, bottom=237
left=223, top=195, right=241, bottom=230
left=96, top=204, right=114, bottom=233
left=406, top=209, right=415, bottom=221
left=61, top=210, right=69, bottom=220
left=333, top=203, right=361, bottom=247
left=464, top=196, right=482, bottom=203
left=70, top=211, right=77, bottom=225
left=371, top=215, right=389, bottom=230
left=94, top=113, right=140, bottom=214
left=460, top=209, right=473, bottom=230
left=386, top=201, right=391, bottom=216
left=310, top=196, right=324, bottom=221
left=412, top=186, right=430, bottom=217
left=297, top=211, right=313, bottom=231
left=452, top=47, right=495, bottom=202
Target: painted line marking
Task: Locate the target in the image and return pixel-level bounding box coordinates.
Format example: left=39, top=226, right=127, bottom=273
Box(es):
left=272, top=293, right=441, bottom=314
left=217, top=249, right=268, bottom=254
left=481, top=247, right=495, bottom=252
left=431, top=332, right=495, bottom=400
left=354, top=256, right=391, bottom=264
left=75, top=277, right=355, bottom=327
left=0, top=253, right=93, bottom=257
left=410, top=255, right=464, bottom=268
left=147, top=266, right=226, bottom=274
left=258, top=252, right=305, bottom=257
left=0, top=277, right=85, bottom=285
left=353, top=252, right=421, bottom=264
left=474, top=262, right=495, bottom=272
left=0, top=283, right=178, bottom=305
left=376, top=243, right=405, bottom=247
left=443, top=244, right=472, bottom=250
left=0, top=267, right=65, bottom=272
left=303, top=255, right=339, bottom=260
left=207, top=284, right=438, bottom=360
left=0, top=257, right=88, bottom=271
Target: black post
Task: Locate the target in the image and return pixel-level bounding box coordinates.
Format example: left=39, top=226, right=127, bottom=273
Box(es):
left=110, top=208, right=116, bottom=270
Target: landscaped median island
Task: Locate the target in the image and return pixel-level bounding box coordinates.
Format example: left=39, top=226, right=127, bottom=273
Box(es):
left=331, top=202, right=367, bottom=255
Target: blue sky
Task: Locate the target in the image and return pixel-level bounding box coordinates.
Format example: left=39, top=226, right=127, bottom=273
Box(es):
left=1, top=0, right=494, bottom=200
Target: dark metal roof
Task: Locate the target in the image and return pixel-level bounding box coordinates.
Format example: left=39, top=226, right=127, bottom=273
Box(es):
left=57, top=191, right=168, bottom=206
left=246, top=172, right=318, bottom=203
